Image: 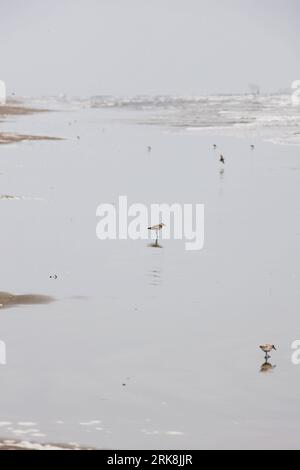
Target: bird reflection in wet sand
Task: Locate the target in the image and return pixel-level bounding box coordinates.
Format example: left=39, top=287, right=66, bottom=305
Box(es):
left=219, top=168, right=224, bottom=180
left=260, top=360, right=276, bottom=373
left=147, top=267, right=162, bottom=287
left=147, top=238, right=163, bottom=248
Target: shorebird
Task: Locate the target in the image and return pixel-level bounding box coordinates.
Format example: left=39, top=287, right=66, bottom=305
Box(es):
left=213, top=144, right=217, bottom=149
left=251, top=144, right=255, bottom=150
left=220, top=154, right=225, bottom=164
left=147, top=146, right=152, bottom=152
left=259, top=344, right=276, bottom=359
left=148, top=223, right=165, bottom=240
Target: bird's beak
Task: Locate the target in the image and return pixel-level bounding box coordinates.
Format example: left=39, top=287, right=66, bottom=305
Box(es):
left=273, top=345, right=277, bottom=350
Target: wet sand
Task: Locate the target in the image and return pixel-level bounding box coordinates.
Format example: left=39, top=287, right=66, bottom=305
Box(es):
left=0, top=103, right=46, bottom=117
left=0, top=102, right=299, bottom=450
left=0, top=133, right=62, bottom=145
left=0, top=292, right=53, bottom=309
left=0, top=102, right=61, bottom=144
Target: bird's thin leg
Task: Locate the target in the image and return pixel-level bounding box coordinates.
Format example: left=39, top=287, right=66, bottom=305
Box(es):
left=156, top=230, right=158, bottom=240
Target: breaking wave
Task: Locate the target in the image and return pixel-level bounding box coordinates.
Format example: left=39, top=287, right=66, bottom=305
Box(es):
left=23, top=93, right=300, bottom=145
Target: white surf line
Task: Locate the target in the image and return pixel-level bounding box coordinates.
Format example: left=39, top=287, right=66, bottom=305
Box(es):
left=79, top=420, right=102, bottom=426
left=0, top=195, right=45, bottom=201
left=17, top=422, right=38, bottom=426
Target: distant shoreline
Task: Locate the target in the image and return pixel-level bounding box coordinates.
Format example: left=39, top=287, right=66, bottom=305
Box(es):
left=0, top=103, right=47, bottom=116
left=0, top=102, right=62, bottom=144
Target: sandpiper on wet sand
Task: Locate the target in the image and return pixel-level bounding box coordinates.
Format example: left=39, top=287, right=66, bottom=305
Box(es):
left=260, top=344, right=277, bottom=359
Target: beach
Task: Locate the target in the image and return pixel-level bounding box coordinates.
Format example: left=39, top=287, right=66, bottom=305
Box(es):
left=0, top=102, right=60, bottom=145
left=0, top=96, right=299, bottom=450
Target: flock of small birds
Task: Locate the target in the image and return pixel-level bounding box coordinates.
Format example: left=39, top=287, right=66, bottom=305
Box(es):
left=146, top=143, right=255, bottom=166
left=214, top=144, right=274, bottom=364
left=50, top=130, right=268, bottom=368
left=213, top=143, right=255, bottom=166
left=146, top=143, right=276, bottom=366
left=215, top=143, right=275, bottom=365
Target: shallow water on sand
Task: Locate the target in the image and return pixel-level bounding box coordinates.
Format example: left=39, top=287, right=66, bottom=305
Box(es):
left=0, top=106, right=299, bottom=449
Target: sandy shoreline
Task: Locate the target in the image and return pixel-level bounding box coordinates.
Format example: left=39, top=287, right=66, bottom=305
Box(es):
left=0, top=103, right=47, bottom=117
left=0, top=132, right=62, bottom=144
left=0, top=102, right=62, bottom=144
left=0, top=292, right=53, bottom=309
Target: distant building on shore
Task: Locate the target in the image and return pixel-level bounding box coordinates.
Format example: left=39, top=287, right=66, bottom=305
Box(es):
left=0, top=80, right=6, bottom=105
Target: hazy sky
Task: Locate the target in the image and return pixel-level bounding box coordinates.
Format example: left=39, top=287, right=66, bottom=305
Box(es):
left=0, top=0, right=299, bottom=96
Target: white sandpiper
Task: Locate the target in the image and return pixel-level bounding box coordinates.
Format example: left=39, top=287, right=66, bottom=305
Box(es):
left=148, top=223, right=165, bottom=240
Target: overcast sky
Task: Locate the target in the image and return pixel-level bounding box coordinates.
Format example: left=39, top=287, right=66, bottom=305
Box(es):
left=0, top=0, right=299, bottom=96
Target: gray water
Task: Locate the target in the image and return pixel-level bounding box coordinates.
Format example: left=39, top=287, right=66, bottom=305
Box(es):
left=0, top=100, right=300, bottom=449
left=30, top=93, right=300, bottom=145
